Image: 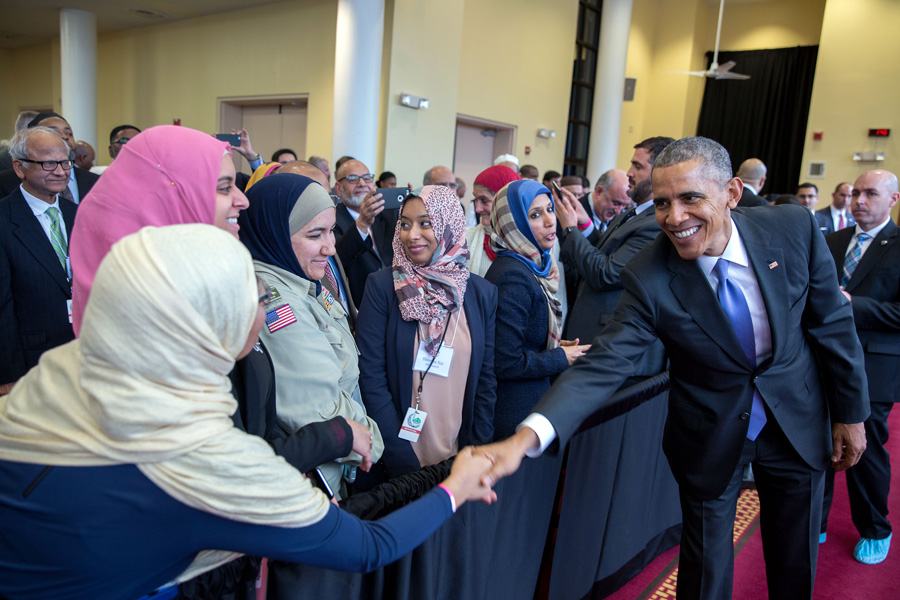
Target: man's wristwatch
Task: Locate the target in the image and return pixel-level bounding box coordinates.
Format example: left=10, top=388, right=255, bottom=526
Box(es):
left=561, top=225, right=579, bottom=242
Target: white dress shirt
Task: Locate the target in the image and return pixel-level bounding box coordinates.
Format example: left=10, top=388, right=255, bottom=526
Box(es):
left=845, top=217, right=891, bottom=260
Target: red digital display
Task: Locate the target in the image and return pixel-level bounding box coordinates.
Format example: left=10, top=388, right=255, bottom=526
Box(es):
left=868, top=128, right=890, bottom=137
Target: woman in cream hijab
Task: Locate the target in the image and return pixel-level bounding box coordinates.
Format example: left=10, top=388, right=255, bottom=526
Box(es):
left=0, top=224, right=495, bottom=600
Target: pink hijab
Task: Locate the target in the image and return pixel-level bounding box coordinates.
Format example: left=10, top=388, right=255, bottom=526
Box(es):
left=70, top=125, right=231, bottom=335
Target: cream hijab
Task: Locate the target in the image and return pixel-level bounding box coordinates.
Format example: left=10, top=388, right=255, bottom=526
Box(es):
left=0, top=224, right=330, bottom=582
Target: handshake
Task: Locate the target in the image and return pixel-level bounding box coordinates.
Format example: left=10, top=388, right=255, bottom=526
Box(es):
left=439, top=428, right=540, bottom=508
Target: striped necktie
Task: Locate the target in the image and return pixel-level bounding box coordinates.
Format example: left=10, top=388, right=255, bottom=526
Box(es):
left=840, top=232, right=870, bottom=287
left=46, top=206, right=69, bottom=275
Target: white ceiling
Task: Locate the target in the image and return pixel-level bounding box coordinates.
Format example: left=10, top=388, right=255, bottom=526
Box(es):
left=0, top=0, right=290, bottom=49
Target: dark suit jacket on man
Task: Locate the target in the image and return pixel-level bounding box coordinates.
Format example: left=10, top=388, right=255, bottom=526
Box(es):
left=333, top=203, right=399, bottom=307
left=0, top=188, right=78, bottom=383
left=826, top=222, right=899, bottom=406
left=537, top=205, right=869, bottom=500
left=738, top=186, right=768, bottom=208
left=816, top=206, right=855, bottom=235
left=561, top=204, right=667, bottom=380
left=0, top=166, right=99, bottom=202
left=355, top=268, right=498, bottom=479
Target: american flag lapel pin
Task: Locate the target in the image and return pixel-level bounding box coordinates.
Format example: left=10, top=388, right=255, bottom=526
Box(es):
left=768, top=261, right=778, bottom=269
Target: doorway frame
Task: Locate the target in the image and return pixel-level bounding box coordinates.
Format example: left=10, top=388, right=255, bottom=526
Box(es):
left=217, top=93, right=310, bottom=134
left=453, top=113, right=517, bottom=172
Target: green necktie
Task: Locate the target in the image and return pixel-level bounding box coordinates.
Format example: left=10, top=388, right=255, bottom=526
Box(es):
left=46, top=205, right=69, bottom=274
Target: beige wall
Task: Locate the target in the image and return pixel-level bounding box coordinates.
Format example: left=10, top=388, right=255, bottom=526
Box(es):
left=379, top=0, right=465, bottom=183
left=2, top=0, right=337, bottom=166
left=455, top=0, right=580, bottom=178
left=0, top=43, right=57, bottom=135
left=620, top=0, right=826, bottom=169
left=801, top=0, right=899, bottom=217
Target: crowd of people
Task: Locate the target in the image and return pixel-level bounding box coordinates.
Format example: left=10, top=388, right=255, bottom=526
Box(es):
left=0, top=110, right=896, bottom=600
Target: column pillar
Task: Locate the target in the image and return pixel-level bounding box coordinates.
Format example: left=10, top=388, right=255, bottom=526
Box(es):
left=587, top=0, right=633, bottom=178
left=59, top=8, right=97, bottom=151
left=332, top=0, right=384, bottom=171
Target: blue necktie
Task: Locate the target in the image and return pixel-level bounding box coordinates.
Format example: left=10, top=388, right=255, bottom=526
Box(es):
left=715, top=259, right=767, bottom=440
left=840, top=232, right=870, bottom=287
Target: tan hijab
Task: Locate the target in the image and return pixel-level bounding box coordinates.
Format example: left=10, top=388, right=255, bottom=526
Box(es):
left=0, top=224, right=330, bottom=582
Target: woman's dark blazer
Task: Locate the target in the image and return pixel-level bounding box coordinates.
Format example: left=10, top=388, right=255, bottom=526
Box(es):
left=357, top=267, right=498, bottom=479
left=484, top=255, right=568, bottom=441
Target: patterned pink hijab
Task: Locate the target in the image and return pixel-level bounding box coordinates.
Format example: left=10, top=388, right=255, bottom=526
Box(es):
left=392, top=185, right=470, bottom=356
left=70, top=125, right=231, bottom=335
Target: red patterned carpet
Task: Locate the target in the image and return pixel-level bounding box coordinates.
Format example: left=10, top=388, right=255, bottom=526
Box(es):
left=606, top=407, right=899, bottom=599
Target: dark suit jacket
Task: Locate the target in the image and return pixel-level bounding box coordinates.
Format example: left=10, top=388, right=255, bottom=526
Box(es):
left=0, top=167, right=99, bottom=203
left=0, top=188, right=78, bottom=383
left=826, top=222, right=900, bottom=405
left=536, top=205, right=870, bottom=500
left=738, top=186, right=768, bottom=208
left=356, top=268, right=498, bottom=478
left=333, top=203, right=399, bottom=307
left=561, top=205, right=666, bottom=378
left=484, top=256, right=569, bottom=440
left=816, top=206, right=855, bottom=235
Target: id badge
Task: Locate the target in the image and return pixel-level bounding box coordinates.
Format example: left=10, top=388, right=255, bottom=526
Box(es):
left=399, top=407, right=428, bottom=442
left=67, top=299, right=73, bottom=324
left=412, top=342, right=454, bottom=377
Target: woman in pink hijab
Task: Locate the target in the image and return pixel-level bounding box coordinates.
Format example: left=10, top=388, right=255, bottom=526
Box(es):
left=70, top=125, right=248, bottom=335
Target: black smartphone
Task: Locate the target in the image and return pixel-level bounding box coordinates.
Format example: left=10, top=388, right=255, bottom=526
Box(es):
left=306, top=467, right=335, bottom=500
left=550, top=180, right=564, bottom=200
left=214, top=133, right=241, bottom=147
left=377, top=187, right=412, bottom=210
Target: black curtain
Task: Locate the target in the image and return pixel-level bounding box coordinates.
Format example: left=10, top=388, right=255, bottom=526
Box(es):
left=696, top=46, right=818, bottom=195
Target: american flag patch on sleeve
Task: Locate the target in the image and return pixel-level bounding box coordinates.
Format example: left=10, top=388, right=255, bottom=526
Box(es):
left=266, top=304, right=297, bottom=333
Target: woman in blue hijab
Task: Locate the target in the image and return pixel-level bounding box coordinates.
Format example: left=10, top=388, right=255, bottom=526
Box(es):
left=239, top=173, right=384, bottom=499
left=484, top=180, right=589, bottom=439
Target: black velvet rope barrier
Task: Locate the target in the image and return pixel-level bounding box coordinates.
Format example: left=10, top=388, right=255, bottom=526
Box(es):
left=340, top=372, right=671, bottom=520
left=269, top=375, right=676, bottom=600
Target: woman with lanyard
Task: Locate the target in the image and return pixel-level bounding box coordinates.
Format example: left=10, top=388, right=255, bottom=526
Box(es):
left=484, top=180, right=590, bottom=440
left=0, top=224, right=498, bottom=600
left=356, top=185, right=498, bottom=482
left=239, top=173, right=383, bottom=500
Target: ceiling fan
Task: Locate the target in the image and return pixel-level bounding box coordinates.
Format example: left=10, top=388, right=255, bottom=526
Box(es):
left=669, top=0, right=750, bottom=80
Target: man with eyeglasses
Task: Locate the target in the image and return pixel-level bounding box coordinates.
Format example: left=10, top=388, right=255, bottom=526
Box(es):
left=0, top=127, right=79, bottom=395
left=0, top=113, right=99, bottom=204
left=332, top=158, right=399, bottom=307
left=108, top=124, right=142, bottom=161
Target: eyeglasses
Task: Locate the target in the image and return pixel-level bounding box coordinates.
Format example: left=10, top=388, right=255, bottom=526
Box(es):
left=257, top=277, right=273, bottom=305
left=436, top=182, right=458, bottom=190
left=339, top=174, right=375, bottom=184
left=18, top=158, right=74, bottom=171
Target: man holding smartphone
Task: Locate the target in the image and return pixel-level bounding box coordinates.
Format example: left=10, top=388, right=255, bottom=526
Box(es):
left=333, top=159, right=398, bottom=306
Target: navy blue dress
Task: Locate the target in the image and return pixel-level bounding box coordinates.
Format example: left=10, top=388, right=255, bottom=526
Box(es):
left=0, top=460, right=452, bottom=600
left=484, top=256, right=568, bottom=440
